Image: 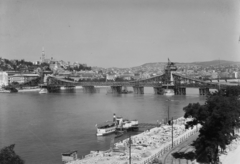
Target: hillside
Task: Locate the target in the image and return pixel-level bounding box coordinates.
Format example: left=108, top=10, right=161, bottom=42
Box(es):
left=93, top=60, right=240, bottom=73
left=134, top=60, right=240, bottom=68
left=191, top=60, right=240, bottom=66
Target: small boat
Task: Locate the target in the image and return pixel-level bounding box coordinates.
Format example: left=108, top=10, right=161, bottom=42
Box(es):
left=61, top=150, right=78, bottom=163
left=96, top=121, right=116, bottom=136
left=121, top=90, right=133, bottom=94
left=39, top=88, right=48, bottom=94
left=163, top=89, right=174, bottom=96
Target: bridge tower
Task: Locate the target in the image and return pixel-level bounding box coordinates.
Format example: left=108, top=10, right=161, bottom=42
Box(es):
left=164, top=59, right=186, bottom=95
left=164, top=58, right=177, bottom=86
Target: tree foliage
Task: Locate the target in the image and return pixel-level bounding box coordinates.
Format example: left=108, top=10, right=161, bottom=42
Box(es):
left=183, top=86, right=240, bottom=164
left=0, top=144, right=24, bottom=164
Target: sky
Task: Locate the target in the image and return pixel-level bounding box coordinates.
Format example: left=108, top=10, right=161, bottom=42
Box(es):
left=1, top=0, right=240, bottom=68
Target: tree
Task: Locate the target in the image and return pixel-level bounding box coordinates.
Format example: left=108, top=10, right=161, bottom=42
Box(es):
left=0, top=144, right=24, bottom=164
left=11, top=81, right=20, bottom=86
left=183, top=86, right=240, bottom=164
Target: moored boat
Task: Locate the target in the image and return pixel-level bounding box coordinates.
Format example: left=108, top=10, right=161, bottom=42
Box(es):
left=96, top=114, right=139, bottom=136
left=115, top=116, right=139, bottom=131
left=39, top=88, right=48, bottom=94
left=96, top=121, right=116, bottom=136
left=163, top=89, right=174, bottom=96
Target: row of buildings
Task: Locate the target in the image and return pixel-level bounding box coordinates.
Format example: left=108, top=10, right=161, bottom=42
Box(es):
left=1, top=69, right=239, bottom=89
left=0, top=69, right=149, bottom=88
left=0, top=71, right=39, bottom=88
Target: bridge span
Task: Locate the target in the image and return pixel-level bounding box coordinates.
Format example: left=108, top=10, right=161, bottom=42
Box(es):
left=39, top=60, right=233, bottom=95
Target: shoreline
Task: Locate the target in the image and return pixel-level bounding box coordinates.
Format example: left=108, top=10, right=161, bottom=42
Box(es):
left=0, top=86, right=110, bottom=93
left=18, top=88, right=41, bottom=92
left=0, top=90, right=11, bottom=93
left=67, top=117, right=198, bottom=164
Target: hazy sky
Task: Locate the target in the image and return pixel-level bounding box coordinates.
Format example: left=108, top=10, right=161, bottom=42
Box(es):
left=1, top=0, right=240, bottom=67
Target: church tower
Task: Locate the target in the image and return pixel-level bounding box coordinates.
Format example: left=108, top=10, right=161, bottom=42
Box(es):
left=42, top=47, right=45, bottom=63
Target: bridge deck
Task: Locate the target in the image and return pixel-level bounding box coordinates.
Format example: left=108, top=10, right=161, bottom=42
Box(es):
left=44, top=74, right=231, bottom=88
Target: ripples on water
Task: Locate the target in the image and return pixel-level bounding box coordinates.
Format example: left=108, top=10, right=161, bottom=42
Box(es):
left=0, top=87, right=209, bottom=164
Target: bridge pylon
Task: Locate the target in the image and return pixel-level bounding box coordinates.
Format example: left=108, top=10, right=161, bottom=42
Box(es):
left=83, top=86, right=96, bottom=93
left=153, top=87, right=164, bottom=95
left=111, top=86, right=122, bottom=94
left=199, top=87, right=210, bottom=95
left=133, top=86, right=144, bottom=94
left=174, top=87, right=186, bottom=95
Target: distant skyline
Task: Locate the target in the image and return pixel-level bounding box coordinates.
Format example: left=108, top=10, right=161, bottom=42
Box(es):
left=1, top=0, right=240, bottom=67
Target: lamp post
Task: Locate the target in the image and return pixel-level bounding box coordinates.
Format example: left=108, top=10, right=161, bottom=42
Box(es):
left=166, top=99, right=170, bottom=123
left=168, top=100, right=169, bottom=122
left=172, top=117, right=174, bottom=148
left=128, top=135, right=132, bottom=164
left=166, top=99, right=174, bottom=148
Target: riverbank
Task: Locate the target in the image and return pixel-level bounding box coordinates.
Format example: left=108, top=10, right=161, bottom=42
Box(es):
left=67, top=117, right=199, bottom=164
left=18, top=87, right=40, bottom=92
left=0, top=89, right=11, bottom=93
left=18, top=86, right=109, bottom=92
left=0, top=86, right=109, bottom=93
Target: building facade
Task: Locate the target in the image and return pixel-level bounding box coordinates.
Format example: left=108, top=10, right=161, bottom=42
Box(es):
left=0, top=72, right=8, bottom=88
left=9, top=74, right=39, bottom=84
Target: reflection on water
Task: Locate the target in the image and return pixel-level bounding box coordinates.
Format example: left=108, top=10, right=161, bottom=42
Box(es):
left=0, top=87, right=206, bottom=164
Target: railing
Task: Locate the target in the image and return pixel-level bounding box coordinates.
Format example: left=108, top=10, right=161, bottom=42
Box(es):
left=140, top=125, right=200, bottom=164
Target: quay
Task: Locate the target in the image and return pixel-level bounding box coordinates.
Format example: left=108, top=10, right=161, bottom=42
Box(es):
left=66, top=117, right=199, bottom=164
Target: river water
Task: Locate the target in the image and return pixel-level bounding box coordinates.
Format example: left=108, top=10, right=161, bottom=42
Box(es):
left=0, top=87, right=208, bottom=164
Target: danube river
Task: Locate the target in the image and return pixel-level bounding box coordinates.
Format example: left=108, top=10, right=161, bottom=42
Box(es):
left=0, top=87, right=208, bottom=164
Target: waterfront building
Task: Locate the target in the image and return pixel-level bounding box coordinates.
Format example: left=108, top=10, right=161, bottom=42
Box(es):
left=133, top=73, right=141, bottom=80
left=119, top=73, right=134, bottom=81
left=106, top=73, right=116, bottom=81
left=79, top=73, right=95, bottom=80
left=211, top=72, right=218, bottom=79
left=220, top=72, right=230, bottom=79
left=58, top=71, right=72, bottom=76
left=232, top=71, right=238, bottom=79
left=3, top=71, right=21, bottom=84
left=0, top=72, right=8, bottom=88
left=141, top=72, right=151, bottom=79
left=9, top=74, right=39, bottom=84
